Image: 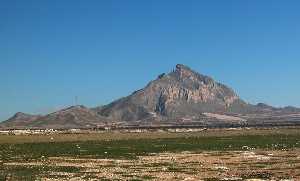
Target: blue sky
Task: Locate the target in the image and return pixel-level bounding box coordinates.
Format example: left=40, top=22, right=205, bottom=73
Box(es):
left=1, top=0, right=300, bottom=120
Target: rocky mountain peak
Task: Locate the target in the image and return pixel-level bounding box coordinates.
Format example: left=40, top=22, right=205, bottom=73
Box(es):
left=12, top=112, right=37, bottom=120
left=160, top=64, right=239, bottom=106
left=0, top=112, right=41, bottom=128
left=170, top=64, right=214, bottom=86
left=100, top=64, right=242, bottom=121
left=14, top=112, right=28, bottom=117
left=48, top=105, right=90, bottom=116
left=256, top=103, right=273, bottom=108
left=66, top=105, right=87, bottom=111
left=174, top=64, right=197, bottom=79
left=175, top=64, right=191, bottom=71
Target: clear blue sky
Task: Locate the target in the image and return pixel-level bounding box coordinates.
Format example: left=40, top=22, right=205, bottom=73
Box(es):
left=1, top=0, right=300, bottom=121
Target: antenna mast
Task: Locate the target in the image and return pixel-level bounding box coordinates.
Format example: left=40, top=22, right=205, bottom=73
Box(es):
left=75, top=96, right=78, bottom=106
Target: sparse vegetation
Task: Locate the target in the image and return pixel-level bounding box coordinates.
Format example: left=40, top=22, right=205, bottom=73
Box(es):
left=0, top=128, right=299, bottom=180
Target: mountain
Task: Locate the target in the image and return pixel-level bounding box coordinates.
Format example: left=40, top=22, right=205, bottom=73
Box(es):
left=99, top=64, right=249, bottom=122
left=26, top=105, right=109, bottom=129
left=0, top=112, right=42, bottom=128
left=1, top=64, right=300, bottom=129
left=96, top=64, right=300, bottom=127
left=0, top=106, right=109, bottom=129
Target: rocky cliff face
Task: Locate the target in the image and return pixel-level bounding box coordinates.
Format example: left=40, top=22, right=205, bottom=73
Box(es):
left=99, top=64, right=245, bottom=122
left=154, top=64, right=240, bottom=111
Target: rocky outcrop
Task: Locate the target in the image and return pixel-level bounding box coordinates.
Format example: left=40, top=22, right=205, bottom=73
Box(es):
left=99, top=64, right=245, bottom=122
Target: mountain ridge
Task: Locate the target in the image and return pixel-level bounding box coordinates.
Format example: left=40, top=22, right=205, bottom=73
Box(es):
left=99, top=64, right=246, bottom=121
left=1, top=64, right=300, bottom=129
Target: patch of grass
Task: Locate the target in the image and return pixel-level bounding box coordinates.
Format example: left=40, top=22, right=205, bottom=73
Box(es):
left=204, top=178, right=221, bottom=181
left=122, top=174, right=135, bottom=177
left=140, top=175, right=156, bottom=180
left=1, top=134, right=299, bottom=162
left=241, top=171, right=273, bottom=179
left=141, top=162, right=170, bottom=167
left=82, top=174, right=101, bottom=179
left=0, top=165, right=81, bottom=180
left=167, top=166, right=186, bottom=173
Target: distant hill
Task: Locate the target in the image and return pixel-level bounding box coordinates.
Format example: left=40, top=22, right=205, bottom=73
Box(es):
left=0, top=112, right=42, bottom=128
left=1, top=106, right=109, bottom=129
left=2, top=64, right=300, bottom=129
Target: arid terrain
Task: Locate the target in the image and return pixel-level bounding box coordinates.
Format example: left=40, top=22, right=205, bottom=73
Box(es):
left=0, top=128, right=299, bottom=181
left=2, top=1, right=300, bottom=180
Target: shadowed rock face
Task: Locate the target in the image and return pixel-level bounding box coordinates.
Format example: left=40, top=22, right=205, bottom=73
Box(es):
left=99, top=64, right=246, bottom=122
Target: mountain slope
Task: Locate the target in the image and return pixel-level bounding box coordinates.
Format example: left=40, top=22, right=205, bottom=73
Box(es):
left=0, top=106, right=109, bottom=129
left=0, top=112, right=42, bottom=128
left=99, top=64, right=250, bottom=122
left=29, top=105, right=109, bottom=129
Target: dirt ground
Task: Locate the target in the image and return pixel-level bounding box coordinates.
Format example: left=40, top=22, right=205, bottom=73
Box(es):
left=4, top=149, right=300, bottom=181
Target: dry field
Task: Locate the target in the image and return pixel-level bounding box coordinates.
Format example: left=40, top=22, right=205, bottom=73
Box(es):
left=0, top=128, right=299, bottom=181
